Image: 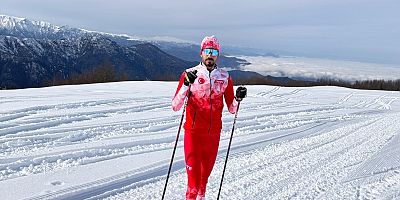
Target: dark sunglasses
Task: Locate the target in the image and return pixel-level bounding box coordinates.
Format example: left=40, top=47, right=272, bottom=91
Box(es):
left=202, top=48, right=219, bottom=56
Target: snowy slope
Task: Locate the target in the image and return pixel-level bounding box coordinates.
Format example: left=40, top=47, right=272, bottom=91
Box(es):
left=1, top=82, right=400, bottom=200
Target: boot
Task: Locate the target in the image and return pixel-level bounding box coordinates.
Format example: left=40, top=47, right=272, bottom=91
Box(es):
left=186, top=187, right=198, bottom=200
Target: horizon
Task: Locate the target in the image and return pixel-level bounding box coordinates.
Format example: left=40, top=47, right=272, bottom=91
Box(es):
left=1, top=0, right=399, bottom=65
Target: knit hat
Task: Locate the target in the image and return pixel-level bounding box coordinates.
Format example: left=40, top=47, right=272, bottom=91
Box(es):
left=200, top=35, right=220, bottom=54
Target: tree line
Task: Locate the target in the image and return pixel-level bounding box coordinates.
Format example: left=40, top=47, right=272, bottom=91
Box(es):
left=45, top=62, right=128, bottom=86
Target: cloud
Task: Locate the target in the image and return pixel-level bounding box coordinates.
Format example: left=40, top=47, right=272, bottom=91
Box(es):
left=239, top=56, right=400, bottom=81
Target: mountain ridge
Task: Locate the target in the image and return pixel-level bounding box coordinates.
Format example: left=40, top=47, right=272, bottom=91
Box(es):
left=0, top=14, right=289, bottom=89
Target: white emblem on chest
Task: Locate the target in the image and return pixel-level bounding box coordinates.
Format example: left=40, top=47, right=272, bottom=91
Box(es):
left=214, top=80, right=225, bottom=93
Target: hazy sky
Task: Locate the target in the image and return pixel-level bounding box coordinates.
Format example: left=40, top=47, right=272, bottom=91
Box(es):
left=1, top=0, right=399, bottom=65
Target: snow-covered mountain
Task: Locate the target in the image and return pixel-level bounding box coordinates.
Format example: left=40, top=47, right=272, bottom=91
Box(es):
left=0, top=14, right=266, bottom=56
left=0, top=15, right=59, bottom=34
left=0, top=15, right=200, bottom=89
left=1, top=82, right=400, bottom=199
left=0, top=15, right=275, bottom=56
left=0, top=15, right=85, bottom=40
left=0, top=33, right=197, bottom=88
left=0, top=14, right=252, bottom=66
left=0, top=14, right=263, bottom=89
left=0, top=15, right=189, bottom=45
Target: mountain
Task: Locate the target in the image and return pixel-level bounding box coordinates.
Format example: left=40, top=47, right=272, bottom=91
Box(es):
left=0, top=14, right=284, bottom=89
left=0, top=33, right=199, bottom=88
left=228, top=70, right=296, bottom=85
left=0, top=15, right=248, bottom=68
left=147, top=40, right=251, bottom=68
left=0, top=15, right=201, bottom=89
left=0, top=15, right=85, bottom=40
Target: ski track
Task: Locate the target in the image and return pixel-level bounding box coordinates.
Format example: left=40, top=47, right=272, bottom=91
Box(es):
left=1, top=83, right=400, bottom=200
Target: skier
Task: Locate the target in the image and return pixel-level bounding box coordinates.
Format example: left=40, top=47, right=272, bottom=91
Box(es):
left=172, top=35, right=247, bottom=200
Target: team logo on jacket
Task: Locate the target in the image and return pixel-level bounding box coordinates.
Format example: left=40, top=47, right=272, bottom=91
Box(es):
left=198, top=78, right=205, bottom=84
left=214, top=80, right=225, bottom=92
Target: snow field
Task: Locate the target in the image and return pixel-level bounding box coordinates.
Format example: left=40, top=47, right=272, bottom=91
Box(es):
left=0, top=81, right=400, bottom=199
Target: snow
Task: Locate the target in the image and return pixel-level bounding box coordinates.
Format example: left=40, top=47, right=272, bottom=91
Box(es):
left=1, top=81, right=400, bottom=199
left=0, top=15, right=60, bottom=35
left=0, top=15, right=27, bottom=28
left=1, top=14, right=194, bottom=46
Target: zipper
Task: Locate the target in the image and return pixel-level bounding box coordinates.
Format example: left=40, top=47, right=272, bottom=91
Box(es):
left=208, top=70, right=212, bottom=134
left=191, top=112, right=196, bottom=128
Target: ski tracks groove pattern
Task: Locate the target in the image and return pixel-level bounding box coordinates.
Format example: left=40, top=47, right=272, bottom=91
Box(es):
left=1, top=84, right=400, bottom=200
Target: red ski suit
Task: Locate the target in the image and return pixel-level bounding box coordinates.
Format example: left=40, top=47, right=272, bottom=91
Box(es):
left=172, top=63, right=238, bottom=199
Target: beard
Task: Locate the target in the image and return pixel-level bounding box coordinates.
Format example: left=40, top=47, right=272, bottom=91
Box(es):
left=204, top=58, right=215, bottom=67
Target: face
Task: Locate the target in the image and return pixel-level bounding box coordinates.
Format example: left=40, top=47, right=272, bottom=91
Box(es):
left=200, top=48, right=219, bottom=70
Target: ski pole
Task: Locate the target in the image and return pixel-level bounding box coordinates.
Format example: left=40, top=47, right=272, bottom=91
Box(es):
left=162, top=86, right=191, bottom=200
left=217, top=100, right=241, bottom=200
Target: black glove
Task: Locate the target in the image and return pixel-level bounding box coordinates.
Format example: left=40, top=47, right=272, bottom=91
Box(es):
left=184, top=70, right=198, bottom=86
left=235, top=86, right=247, bottom=101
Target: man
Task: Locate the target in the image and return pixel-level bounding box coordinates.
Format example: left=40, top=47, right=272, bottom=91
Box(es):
left=172, top=35, right=247, bottom=200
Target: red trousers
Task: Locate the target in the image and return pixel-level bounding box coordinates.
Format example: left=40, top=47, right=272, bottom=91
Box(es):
left=184, top=129, right=220, bottom=200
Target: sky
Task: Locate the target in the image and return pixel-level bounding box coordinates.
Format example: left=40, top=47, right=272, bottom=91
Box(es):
left=1, top=0, right=399, bottom=65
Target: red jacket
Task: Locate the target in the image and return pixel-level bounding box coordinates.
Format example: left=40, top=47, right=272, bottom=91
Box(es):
left=172, top=63, right=238, bottom=133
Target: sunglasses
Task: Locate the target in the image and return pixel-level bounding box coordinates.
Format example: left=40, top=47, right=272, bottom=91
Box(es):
left=202, top=48, right=219, bottom=56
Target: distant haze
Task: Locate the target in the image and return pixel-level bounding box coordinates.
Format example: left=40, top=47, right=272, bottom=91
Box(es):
left=239, top=56, right=400, bottom=82
left=1, top=0, right=399, bottom=65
